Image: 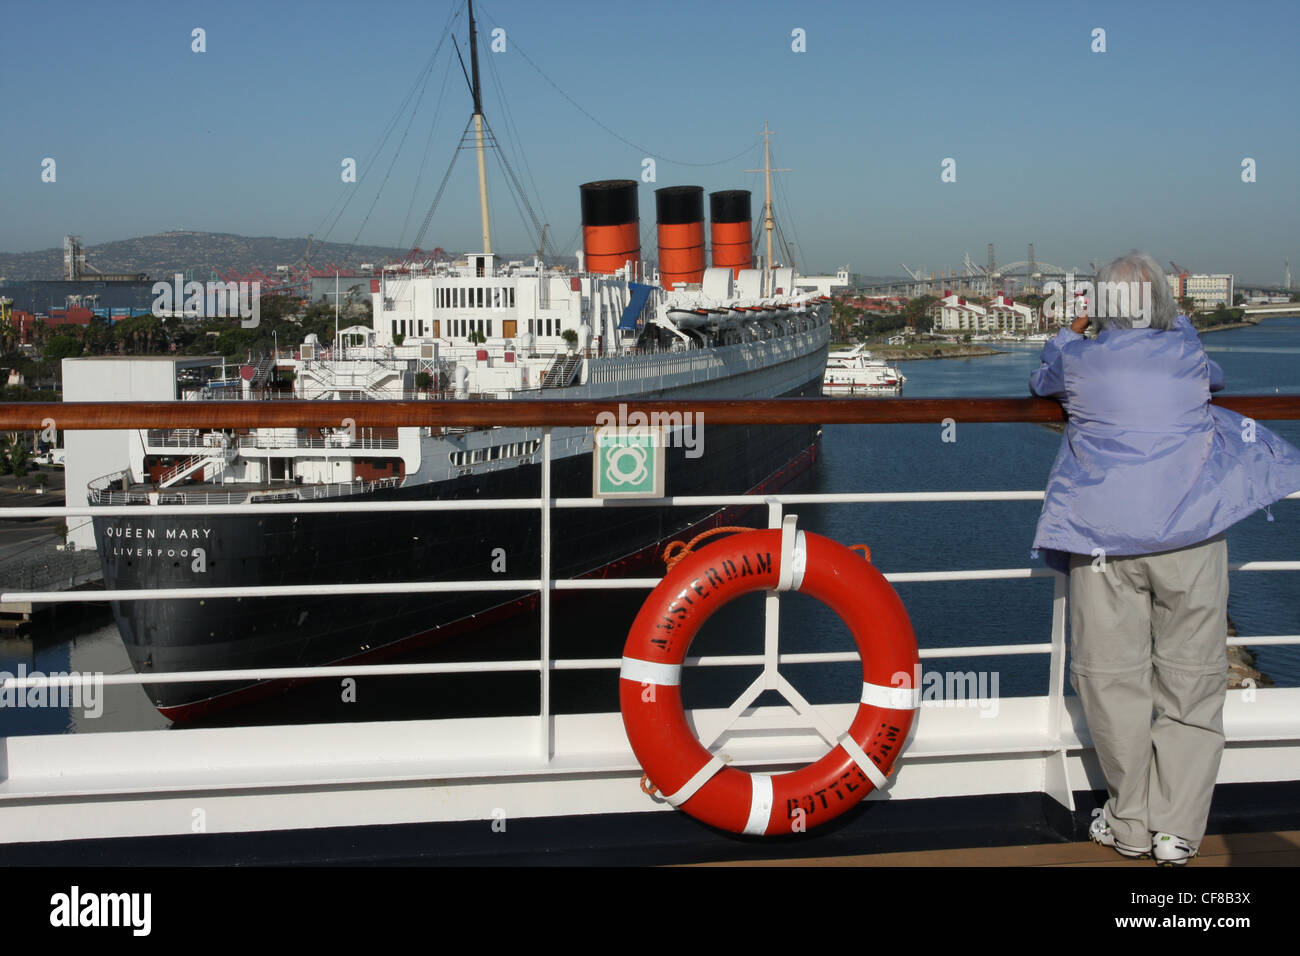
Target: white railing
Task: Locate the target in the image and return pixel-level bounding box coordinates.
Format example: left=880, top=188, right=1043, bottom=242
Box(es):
left=86, top=472, right=402, bottom=506
left=146, top=430, right=400, bottom=451
left=236, top=435, right=401, bottom=451
left=2, top=432, right=1298, bottom=847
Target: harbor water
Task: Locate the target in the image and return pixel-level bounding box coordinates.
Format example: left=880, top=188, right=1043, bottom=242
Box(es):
left=3, top=317, right=1298, bottom=735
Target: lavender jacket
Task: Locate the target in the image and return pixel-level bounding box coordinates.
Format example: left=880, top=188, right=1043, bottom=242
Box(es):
left=1030, top=315, right=1300, bottom=573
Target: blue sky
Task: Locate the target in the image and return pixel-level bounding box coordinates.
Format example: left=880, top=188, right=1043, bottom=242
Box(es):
left=2, top=0, right=1296, bottom=285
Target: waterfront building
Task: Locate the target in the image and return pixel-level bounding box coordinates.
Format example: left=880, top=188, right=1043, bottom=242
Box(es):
left=1167, top=272, right=1234, bottom=310
left=795, top=267, right=851, bottom=297
left=985, top=294, right=1036, bottom=333
left=929, top=293, right=987, bottom=332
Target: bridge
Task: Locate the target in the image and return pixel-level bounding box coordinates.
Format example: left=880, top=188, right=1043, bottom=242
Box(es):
left=859, top=245, right=1094, bottom=298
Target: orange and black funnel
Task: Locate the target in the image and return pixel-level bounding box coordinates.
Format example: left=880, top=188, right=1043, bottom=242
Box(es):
left=710, top=190, right=753, bottom=277
left=655, top=186, right=705, bottom=290
left=581, top=180, right=640, bottom=274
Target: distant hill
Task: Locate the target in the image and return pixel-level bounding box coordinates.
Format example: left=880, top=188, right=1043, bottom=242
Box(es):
left=0, top=232, right=426, bottom=281
left=0, top=231, right=874, bottom=284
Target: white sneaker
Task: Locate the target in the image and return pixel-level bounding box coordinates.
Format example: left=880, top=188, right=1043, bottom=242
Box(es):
left=1089, top=813, right=1151, bottom=859
left=1153, top=832, right=1197, bottom=866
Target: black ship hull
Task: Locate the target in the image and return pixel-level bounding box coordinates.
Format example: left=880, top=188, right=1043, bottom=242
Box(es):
left=93, top=378, right=823, bottom=720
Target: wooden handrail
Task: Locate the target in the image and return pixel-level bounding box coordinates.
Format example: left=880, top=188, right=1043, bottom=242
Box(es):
left=1, top=396, right=1298, bottom=430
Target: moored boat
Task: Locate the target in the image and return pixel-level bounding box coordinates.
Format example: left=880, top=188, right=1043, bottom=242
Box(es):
left=821, top=343, right=906, bottom=395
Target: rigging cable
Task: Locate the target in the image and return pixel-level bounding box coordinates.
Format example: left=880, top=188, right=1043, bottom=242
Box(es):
left=343, top=40, right=445, bottom=260
left=399, top=54, right=457, bottom=252
left=483, top=33, right=550, bottom=242
left=313, top=3, right=462, bottom=247
left=484, top=117, right=552, bottom=259
left=474, top=3, right=758, bottom=168
left=773, top=154, right=807, bottom=273
left=410, top=118, right=472, bottom=253
left=774, top=147, right=806, bottom=273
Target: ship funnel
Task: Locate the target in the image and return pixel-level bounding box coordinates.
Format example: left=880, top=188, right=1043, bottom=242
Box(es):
left=655, top=186, right=705, bottom=290
left=710, top=190, right=753, bottom=277
left=580, top=180, right=640, bottom=275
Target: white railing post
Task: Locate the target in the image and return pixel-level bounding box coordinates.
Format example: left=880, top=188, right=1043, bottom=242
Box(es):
left=764, top=498, right=783, bottom=688
left=1043, top=570, right=1075, bottom=811
left=538, top=427, right=552, bottom=760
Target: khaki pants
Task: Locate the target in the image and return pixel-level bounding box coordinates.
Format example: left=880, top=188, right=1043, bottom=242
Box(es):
left=1068, top=533, right=1228, bottom=848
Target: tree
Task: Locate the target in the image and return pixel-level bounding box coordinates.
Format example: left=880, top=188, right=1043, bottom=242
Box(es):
left=0, top=313, right=17, bottom=354
left=259, top=294, right=298, bottom=323
left=167, top=318, right=200, bottom=353
left=9, top=439, right=29, bottom=478
left=83, top=314, right=115, bottom=354
left=415, top=371, right=433, bottom=394
left=115, top=313, right=167, bottom=354
left=215, top=326, right=258, bottom=360
left=903, top=294, right=938, bottom=333
left=560, top=328, right=577, bottom=350
left=830, top=301, right=856, bottom=341
left=44, top=335, right=82, bottom=362
left=392, top=331, right=406, bottom=346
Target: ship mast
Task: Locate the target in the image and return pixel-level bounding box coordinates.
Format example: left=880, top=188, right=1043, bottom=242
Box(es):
left=468, top=0, right=492, bottom=255
left=747, top=121, right=789, bottom=271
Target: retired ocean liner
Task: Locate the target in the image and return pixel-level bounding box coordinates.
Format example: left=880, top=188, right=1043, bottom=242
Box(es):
left=89, top=179, right=830, bottom=719
left=84, top=1, right=831, bottom=720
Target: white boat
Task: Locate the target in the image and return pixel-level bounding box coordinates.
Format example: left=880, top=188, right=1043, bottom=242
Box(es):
left=821, top=344, right=907, bottom=395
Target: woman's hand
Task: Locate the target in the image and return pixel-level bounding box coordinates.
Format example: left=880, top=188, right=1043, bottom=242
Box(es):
left=1071, top=312, right=1091, bottom=335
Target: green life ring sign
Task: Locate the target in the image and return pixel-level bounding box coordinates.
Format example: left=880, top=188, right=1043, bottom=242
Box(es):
left=593, top=425, right=664, bottom=498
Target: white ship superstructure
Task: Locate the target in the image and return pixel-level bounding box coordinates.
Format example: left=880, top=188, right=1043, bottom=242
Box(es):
left=106, top=257, right=830, bottom=506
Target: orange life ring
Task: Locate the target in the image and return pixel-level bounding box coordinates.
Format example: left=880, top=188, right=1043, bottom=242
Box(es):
left=619, top=528, right=919, bottom=835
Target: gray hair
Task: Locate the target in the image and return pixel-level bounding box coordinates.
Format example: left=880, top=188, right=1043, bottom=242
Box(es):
left=1092, top=250, right=1176, bottom=331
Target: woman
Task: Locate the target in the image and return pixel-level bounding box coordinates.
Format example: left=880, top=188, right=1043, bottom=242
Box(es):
left=1030, top=250, right=1300, bottom=865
